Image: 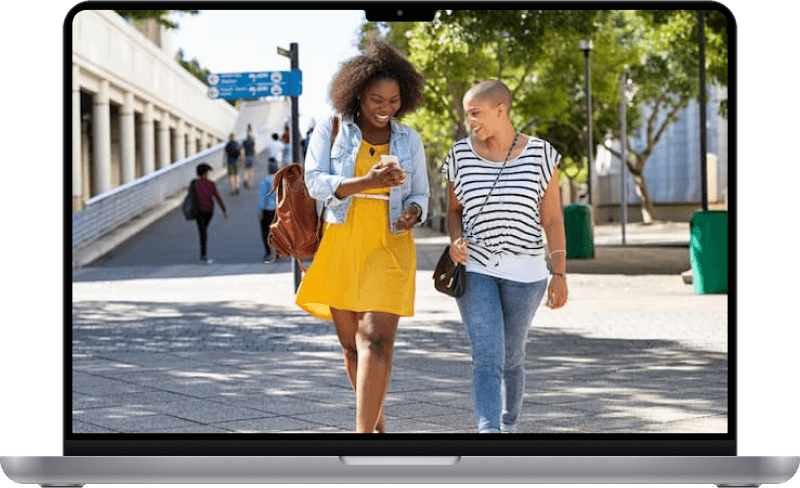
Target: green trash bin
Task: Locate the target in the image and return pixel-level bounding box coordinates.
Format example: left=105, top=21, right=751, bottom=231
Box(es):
left=690, top=210, right=728, bottom=294
left=563, top=204, right=594, bottom=259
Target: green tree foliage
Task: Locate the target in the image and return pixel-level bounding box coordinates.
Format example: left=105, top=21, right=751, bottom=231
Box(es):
left=367, top=9, right=727, bottom=222
left=367, top=10, right=599, bottom=217
left=175, top=48, right=209, bottom=84
left=601, top=9, right=728, bottom=223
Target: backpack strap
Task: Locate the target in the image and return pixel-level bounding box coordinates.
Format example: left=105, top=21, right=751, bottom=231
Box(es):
left=330, top=115, right=340, bottom=150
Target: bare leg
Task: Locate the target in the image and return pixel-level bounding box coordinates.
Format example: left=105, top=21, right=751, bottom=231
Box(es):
left=331, top=309, right=399, bottom=433
left=354, top=311, right=398, bottom=433
left=229, top=174, right=239, bottom=193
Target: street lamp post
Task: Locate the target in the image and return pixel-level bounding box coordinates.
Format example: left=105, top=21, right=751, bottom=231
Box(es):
left=580, top=40, right=593, bottom=206
left=278, top=42, right=304, bottom=292
left=561, top=40, right=597, bottom=260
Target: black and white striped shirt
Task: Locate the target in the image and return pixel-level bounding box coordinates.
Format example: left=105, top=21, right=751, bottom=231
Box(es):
left=443, top=136, right=560, bottom=280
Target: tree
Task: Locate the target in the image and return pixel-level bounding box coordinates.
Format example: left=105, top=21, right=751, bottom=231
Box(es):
left=364, top=9, right=728, bottom=223
left=175, top=48, right=209, bottom=84
left=597, top=9, right=728, bottom=223
left=365, top=11, right=598, bottom=221
left=510, top=11, right=642, bottom=199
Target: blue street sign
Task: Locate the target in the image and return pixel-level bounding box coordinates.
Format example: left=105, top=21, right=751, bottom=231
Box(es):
left=206, top=70, right=302, bottom=100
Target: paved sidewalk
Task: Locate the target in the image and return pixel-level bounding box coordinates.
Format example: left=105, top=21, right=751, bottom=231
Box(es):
left=72, top=222, right=727, bottom=434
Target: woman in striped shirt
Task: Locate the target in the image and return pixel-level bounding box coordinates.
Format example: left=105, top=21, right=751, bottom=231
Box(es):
left=444, top=80, right=569, bottom=433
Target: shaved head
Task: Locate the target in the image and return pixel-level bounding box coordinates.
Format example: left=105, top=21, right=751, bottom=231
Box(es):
left=464, top=80, right=512, bottom=114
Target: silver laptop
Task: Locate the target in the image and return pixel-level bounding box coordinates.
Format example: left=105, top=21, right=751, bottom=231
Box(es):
left=2, top=2, right=798, bottom=487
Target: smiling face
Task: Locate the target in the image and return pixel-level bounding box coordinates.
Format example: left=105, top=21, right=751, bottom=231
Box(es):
left=463, top=94, right=504, bottom=141
left=359, top=78, right=402, bottom=130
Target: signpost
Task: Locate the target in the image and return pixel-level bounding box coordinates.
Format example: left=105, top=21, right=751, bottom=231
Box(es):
left=206, top=43, right=305, bottom=293
left=206, top=70, right=302, bottom=100
left=277, top=43, right=304, bottom=293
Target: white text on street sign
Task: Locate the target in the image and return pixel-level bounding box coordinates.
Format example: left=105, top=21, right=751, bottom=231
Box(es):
left=206, top=70, right=302, bottom=100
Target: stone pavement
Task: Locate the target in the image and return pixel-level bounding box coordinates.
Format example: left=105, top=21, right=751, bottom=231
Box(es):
left=71, top=153, right=726, bottom=434
left=71, top=220, right=728, bottom=434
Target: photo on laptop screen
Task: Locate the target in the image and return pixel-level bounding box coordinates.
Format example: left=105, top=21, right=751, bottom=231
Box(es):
left=68, top=4, right=731, bottom=450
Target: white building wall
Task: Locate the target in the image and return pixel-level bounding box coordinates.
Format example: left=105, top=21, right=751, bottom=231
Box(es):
left=70, top=9, right=237, bottom=209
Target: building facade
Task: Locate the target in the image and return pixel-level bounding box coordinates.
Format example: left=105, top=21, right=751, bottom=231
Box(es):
left=71, top=10, right=237, bottom=211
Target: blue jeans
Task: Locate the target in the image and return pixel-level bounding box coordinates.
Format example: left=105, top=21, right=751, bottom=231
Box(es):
left=456, top=272, right=548, bottom=433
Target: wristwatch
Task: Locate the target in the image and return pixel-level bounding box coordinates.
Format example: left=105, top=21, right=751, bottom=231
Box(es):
left=407, top=203, right=422, bottom=223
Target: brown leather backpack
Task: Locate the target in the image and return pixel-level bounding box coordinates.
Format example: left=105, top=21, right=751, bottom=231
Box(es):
left=267, top=117, right=339, bottom=272
left=267, top=164, right=323, bottom=271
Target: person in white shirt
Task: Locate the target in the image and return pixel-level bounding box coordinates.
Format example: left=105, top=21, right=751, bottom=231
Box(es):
left=444, top=79, right=568, bottom=433
left=268, top=133, right=284, bottom=168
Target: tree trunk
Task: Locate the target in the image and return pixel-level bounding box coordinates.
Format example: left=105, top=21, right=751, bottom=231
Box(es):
left=427, top=161, right=445, bottom=228
left=630, top=170, right=657, bottom=224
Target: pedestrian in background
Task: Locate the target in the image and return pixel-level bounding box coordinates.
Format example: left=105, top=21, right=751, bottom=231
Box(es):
left=295, top=34, right=428, bottom=433
left=268, top=133, right=284, bottom=169
left=444, top=80, right=568, bottom=433
left=193, top=163, right=228, bottom=264
left=224, top=133, right=242, bottom=195
left=258, top=161, right=279, bottom=263
left=281, top=125, right=292, bottom=165
left=302, top=118, right=316, bottom=160
left=242, top=127, right=257, bottom=190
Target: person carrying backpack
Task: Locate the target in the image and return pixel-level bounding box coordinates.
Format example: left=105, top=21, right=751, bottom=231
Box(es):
left=294, top=35, right=429, bottom=434
left=193, top=163, right=228, bottom=263
left=268, top=133, right=284, bottom=168
left=224, top=133, right=242, bottom=195
left=242, top=128, right=257, bottom=189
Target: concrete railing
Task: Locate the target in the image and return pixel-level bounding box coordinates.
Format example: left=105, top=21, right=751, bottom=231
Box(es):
left=72, top=99, right=292, bottom=255
left=72, top=145, right=226, bottom=251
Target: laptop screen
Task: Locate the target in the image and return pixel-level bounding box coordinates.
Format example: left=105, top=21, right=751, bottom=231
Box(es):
left=67, top=3, right=734, bottom=456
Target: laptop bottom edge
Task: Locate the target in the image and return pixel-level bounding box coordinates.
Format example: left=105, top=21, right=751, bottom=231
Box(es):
left=2, top=456, right=798, bottom=486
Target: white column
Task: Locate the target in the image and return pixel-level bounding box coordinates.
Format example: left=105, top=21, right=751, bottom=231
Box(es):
left=141, top=102, right=155, bottom=175
left=93, top=79, right=111, bottom=195
left=120, top=91, right=135, bottom=184
left=158, top=110, right=170, bottom=169
left=175, top=119, right=186, bottom=162
left=72, top=64, right=83, bottom=210
left=187, top=126, right=196, bottom=157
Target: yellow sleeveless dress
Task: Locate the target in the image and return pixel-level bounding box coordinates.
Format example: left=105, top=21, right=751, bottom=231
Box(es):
left=295, top=141, right=416, bottom=321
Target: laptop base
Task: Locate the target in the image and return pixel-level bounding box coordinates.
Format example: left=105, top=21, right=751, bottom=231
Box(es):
left=3, top=456, right=798, bottom=486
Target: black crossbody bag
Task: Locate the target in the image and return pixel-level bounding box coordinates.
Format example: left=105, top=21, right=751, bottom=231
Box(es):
left=433, top=132, right=520, bottom=298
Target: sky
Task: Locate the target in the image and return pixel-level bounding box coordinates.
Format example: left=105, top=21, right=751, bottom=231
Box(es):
left=170, top=9, right=367, bottom=132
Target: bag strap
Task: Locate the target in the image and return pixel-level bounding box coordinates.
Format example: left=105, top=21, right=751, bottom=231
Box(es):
left=464, top=131, right=521, bottom=239
left=301, top=115, right=339, bottom=270
left=330, top=115, right=340, bottom=149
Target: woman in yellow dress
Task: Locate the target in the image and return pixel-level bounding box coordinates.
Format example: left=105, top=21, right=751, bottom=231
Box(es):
left=296, top=35, right=428, bottom=433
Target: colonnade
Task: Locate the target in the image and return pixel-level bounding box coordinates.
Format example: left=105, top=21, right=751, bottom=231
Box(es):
left=71, top=10, right=237, bottom=211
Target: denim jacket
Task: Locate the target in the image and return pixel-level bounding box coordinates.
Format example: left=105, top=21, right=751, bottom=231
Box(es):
left=305, top=115, right=430, bottom=235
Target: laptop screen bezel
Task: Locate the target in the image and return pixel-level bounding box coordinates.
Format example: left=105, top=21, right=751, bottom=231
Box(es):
left=64, top=0, right=736, bottom=457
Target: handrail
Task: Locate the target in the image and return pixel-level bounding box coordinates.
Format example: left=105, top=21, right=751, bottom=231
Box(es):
left=72, top=145, right=226, bottom=250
